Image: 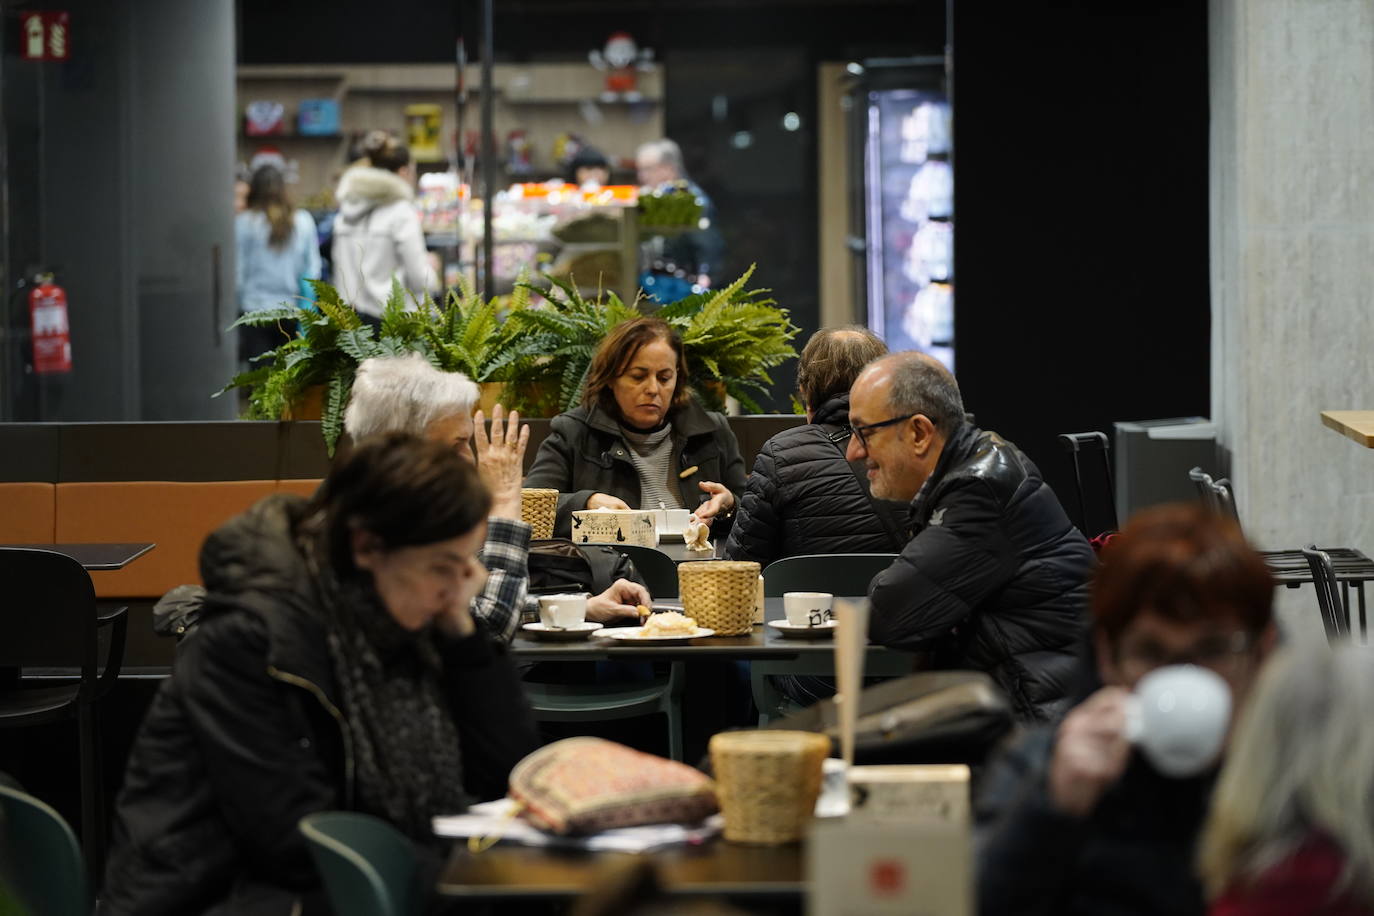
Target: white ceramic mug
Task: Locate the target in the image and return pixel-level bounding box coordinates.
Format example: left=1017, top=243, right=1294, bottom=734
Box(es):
left=1123, top=664, right=1232, bottom=777
left=537, top=593, right=588, bottom=629
left=783, top=592, right=834, bottom=627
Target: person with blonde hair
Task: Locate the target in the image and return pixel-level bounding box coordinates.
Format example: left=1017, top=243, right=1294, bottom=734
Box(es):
left=345, top=353, right=651, bottom=633
left=1198, top=641, right=1374, bottom=916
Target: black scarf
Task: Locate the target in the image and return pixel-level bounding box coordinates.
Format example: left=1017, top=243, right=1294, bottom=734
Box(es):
left=304, top=537, right=470, bottom=840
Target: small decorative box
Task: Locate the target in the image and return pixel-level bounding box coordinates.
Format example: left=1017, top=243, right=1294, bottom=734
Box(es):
left=847, top=764, right=970, bottom=825
left=244, top=100, right=286, bottom=137
left=297, top=99, right=340, bottom=136
left=569, top=507, right=657, bottom=547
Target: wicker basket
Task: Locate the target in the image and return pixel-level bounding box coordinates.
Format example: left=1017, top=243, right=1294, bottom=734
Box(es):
left=520, top=488, right=558, bottom=539
left=709, top=730, right=830, bottom=844
left=678, top=561, right=760, bottom=636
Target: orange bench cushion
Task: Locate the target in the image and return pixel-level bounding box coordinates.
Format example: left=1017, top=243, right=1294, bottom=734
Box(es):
left=0, top=482, right=56, bottom=543
left=276, top=479, right=323, bottom=498
left=55, top=481, right=279, bottom=599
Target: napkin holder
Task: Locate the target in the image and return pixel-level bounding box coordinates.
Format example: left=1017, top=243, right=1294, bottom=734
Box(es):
left=570, top=507, right=657, bottom=547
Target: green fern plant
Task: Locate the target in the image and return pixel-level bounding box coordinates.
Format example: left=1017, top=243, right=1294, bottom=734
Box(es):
left=506, top=275, right=641, bottom=412
left=217, top=279, right=435, bottom=455
left=657, top=265, right=800, bottom=413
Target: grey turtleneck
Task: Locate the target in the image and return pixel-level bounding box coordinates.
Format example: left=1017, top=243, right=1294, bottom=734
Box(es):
left=620, top=424, right=683, bottom=509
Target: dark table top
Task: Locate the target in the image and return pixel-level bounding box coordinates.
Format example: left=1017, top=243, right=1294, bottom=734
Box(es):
left=512, top=597, right=892, bottom=661
left=437, top=839, right=804, bottom=900
left=0, top=542, right=155, bottom=570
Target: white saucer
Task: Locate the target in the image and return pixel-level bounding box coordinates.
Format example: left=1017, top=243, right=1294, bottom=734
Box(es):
left=521, top=621, right=604, bottom=642
left=767, top=618, right=837, bottom=639
left=600, top=625, right=715, bottom=645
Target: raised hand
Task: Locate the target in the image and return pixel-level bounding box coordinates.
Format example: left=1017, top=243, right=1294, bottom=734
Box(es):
left=472, top=404, right=529, bottom=520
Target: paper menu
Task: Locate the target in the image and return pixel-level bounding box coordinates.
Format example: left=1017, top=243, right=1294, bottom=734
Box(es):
left=832, top=597, right=870, bottom=767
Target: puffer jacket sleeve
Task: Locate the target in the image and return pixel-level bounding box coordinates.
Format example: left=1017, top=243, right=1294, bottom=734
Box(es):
left=176, top=610, right=337, bottom=890
left=868, top=475, right=1022, bottom=651
left=392, top=205, right=436, bottom=297
left=710, top=413, right=749, bottom=541
left=524, top=414, right=597, bottom=536
left=722, top=442, right=783, bottom=565
left=435, top=623, right=541, bottom=802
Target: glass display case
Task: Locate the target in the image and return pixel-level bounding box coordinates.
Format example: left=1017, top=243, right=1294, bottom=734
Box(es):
left=852, top=62, right=953, bottom=371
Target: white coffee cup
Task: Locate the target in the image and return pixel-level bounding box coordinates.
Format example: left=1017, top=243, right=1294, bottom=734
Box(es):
left=1123, top=664, right=1232, bottom=778
left=783, top=592, right=834, bottom=627
left=537, top=593, right=588, bottom=629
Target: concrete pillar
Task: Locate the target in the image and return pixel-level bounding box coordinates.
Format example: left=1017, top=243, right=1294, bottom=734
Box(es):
left=1210, top=0, right=1374, bottom=590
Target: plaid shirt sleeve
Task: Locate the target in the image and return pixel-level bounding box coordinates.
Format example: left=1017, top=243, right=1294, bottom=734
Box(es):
left=471, top=517, right=531, bottom=644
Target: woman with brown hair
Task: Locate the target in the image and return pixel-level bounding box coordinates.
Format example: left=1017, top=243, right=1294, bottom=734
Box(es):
left=235, top=164, right=321, bottom=363
left=524, top=316, right=748, bottom=539
left=103, top=434, right=539, bottom=914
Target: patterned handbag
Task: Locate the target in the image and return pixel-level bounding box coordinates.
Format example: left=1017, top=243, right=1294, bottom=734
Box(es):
left=508, top=737, right=719, bottom=835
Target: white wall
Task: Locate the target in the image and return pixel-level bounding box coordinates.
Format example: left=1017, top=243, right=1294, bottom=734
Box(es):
left=1210, top=0, right=1374, bottom=638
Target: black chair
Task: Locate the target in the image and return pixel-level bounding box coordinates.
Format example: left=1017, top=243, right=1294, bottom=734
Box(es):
left=0, top=548, right=127, bottom=880
left=761, top=553, right=898, bottom=598
left=1190, top=468, right=1374, bottom=636
left=612, top=544, right=680, bottom=598
left=1303, top=546, right=1350, bottom=642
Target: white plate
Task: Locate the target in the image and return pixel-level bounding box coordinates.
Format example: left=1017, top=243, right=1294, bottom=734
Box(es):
left=600, top=625, right=716, bottom=645
left=521, top=621, right=604, bottom=642
left=767, top=618, right=837, bottom=638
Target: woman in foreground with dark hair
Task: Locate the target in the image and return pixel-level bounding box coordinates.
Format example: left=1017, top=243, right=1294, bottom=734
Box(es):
left=103, top=434, right=540, bottom=915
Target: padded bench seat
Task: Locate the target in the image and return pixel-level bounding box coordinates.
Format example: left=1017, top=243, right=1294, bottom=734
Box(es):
left=50, top=479, right=321, bottom=599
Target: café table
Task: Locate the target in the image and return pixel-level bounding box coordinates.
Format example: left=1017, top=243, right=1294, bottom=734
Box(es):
left=513, top=597, right=908, bottom=672
left=438, top=838, right=804, bottom=903
left=1320, top=410, right=1374, bottom=448
left=0, top=542, right=155, bottom=571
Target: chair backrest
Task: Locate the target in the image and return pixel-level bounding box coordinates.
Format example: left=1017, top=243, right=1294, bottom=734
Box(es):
left=1209, top=477, right=1242, bottom=525
left=1057, top=431, right=1119, bottom=536
left=613, top=545, right=680, bottom=598
left=1188, top=467, right=1220, bottom=512
left=0, top=548, right=97, bottom=677
left=1303, top=546, right=1350, bottom=642
left=0, top=784, right=89, bottom=916
left=299, top=811, right=419, bottom=916
left=762, top=554, right=898, bottom=598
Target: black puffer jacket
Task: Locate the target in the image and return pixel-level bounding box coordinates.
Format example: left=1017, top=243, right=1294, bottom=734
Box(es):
left=102, top=495, right=539, bottom=916
left=524, top=399, right=748, bottom=539
left=868, top=424, right=1094, bottom=722
left=723, top=394, right=907, bottom=566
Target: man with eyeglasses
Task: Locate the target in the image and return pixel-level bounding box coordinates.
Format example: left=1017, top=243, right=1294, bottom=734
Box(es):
left=847, top=351, right=1095, bottom=722
left=975, top=503, right=1277, bottom=916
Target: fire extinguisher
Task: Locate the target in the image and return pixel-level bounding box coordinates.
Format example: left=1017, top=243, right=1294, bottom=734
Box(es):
left=28, top=272, right=72, bottom=374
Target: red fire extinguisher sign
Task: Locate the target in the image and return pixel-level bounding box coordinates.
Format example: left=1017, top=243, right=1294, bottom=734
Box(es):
left=29, top=278, right=72, bottom=374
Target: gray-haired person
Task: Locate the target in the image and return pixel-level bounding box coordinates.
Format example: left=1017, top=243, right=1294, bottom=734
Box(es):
left=344, top=354, right=650, bottom=641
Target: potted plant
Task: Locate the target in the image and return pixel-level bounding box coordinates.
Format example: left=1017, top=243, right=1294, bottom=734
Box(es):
left=220, top=278, right=534, bottom=454
left=510, top=265, right=799, bottom=414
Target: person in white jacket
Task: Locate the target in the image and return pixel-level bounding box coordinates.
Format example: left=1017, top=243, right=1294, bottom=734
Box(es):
left=331, top=131, right=437, bottom=321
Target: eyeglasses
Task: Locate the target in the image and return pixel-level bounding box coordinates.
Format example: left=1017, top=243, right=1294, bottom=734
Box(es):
left=850, top=413, right=920, bottom=450
left=1119, top=630, right=1256, bottom=675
